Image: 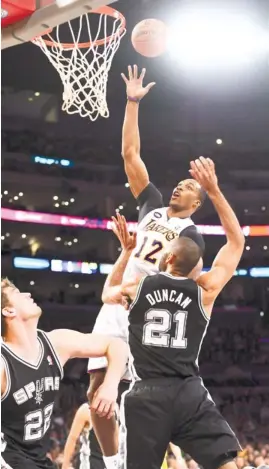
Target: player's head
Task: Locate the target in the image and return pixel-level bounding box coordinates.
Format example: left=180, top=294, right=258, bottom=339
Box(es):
left=159, top=237, right=202, bottom=277
left=169, top=179, right=206, bottom=214
left=1, top=278, right=41, bottom=338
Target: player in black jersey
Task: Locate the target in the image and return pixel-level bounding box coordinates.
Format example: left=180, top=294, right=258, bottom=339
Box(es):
left=102, top=157, right=245, bottom=469
left=1, top=279, right=128, bottom=469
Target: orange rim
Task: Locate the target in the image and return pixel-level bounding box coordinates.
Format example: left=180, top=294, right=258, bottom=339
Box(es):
left=32, top=6, right=126, bottom=49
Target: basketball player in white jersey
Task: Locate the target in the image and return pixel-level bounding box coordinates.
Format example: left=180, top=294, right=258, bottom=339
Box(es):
left=1, top=279, right=128, bottom=469
left=87, top=66, right=205, bottom=469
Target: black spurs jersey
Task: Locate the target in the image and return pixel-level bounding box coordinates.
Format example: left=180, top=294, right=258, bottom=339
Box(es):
left=1, top=330, right=63, bottom=463
left=129, top=273, right=209, bottom=380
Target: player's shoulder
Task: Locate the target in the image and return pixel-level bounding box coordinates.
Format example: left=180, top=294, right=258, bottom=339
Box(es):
left=147, top=206, right=167, bottom=218
left=139, top=206, right=167, bottom=225
left=37, top=328, right=53, bottom=345
left=169, top=216, right=195, bottom=231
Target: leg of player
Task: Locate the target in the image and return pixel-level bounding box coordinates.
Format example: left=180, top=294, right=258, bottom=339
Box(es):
left=171, top=376, right=241, bottom=469
left=87, top=370, right=119, bottom=469
left=124, top=379, right=173, bottom=469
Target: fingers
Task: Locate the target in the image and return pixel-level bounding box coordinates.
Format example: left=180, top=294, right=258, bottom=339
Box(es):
left=121, top=73, right=128, bottom=84
left=91, top=398, right=115, bottom=419
left=111, top=216, right=119, bottom=235
left=128, top=65, right=133, bottom=80
left=111, top=212, right=136, bottom=250
left=191, top=157, right=209, bottom=176
left=133, top=64, right=138, bottom=80
left=97, top=401, right=111, bottom=418
left=139, top=67, right=146, bottom=81
left=189, top=157, right=217, bottom=193
left=189, top=167, right=201, bottom=184
left=145, top=82, right=156, bottom=92
left=111, top=213, right=129, bottom=244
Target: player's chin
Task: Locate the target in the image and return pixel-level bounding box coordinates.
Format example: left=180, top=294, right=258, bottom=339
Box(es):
left=169, top=200, right=181, bottom=211
left=35, top=306, right=42, bottom=317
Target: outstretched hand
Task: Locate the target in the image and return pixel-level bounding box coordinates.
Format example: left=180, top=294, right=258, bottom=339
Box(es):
left=189, top=157, right=219, bottom=195
left=111, top=213, right=137, bottom=251
left=121, top=65, right=156, bottom=100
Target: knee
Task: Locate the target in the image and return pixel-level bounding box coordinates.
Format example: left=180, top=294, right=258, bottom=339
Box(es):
left=87, top=370, right=106, bottom=403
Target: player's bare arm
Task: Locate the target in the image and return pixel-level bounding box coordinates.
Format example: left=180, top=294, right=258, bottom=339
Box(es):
left=48, top=330, right=128, bottom=418
left=121, top=65, right=155, bottom=198
left=1, top=357, right=7, bottom=397
left=190, top=157, right=245, bottom=307
left=102, top=213, right=139, bottom=304
left=62, top=403, right=91, bottom=469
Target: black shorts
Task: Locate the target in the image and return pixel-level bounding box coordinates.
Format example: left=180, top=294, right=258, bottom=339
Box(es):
left=124, top=376, right=241, bottom=469
left=1, top=449, right=56, bottom=469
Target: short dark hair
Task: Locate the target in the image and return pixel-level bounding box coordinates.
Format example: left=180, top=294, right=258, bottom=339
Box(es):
left=1, top=278, right=14, bottom=339
left=170, top=237, right=201, bottom=276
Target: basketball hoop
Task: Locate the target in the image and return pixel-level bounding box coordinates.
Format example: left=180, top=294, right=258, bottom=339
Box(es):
left=32, top=6, right=126, bottom=121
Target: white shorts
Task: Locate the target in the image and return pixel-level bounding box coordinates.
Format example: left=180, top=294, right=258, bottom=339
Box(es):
left=88, top=304, right=131, bottom=380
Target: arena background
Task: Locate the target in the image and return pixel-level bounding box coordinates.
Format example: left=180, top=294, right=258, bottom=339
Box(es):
left=1, top=0, right=269, bottom=467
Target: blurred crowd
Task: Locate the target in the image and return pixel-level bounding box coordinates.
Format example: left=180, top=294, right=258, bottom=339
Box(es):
left=3, top=129, right=269, bottom=193
left=200, top=326, right=269, bottom=366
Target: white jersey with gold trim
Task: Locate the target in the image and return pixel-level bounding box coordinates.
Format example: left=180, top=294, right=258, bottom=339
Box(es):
left=123, top=207, right=194, bottom=281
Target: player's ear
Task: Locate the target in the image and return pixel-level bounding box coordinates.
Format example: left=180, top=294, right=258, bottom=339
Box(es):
left=166, top=253, right=175, bottom=265
left=2, top=307, right=17, bottom=318
left=193, top=199, right=201, bottom=211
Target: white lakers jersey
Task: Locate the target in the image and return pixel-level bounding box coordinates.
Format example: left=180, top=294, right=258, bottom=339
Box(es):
left=123, top=207, right=194, bottom=280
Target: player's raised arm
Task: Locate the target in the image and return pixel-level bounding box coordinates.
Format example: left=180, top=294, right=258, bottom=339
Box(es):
left=121, top=65, right=155, bottom=198
left=62, top=403, right=91, bottom=469
left=190, top=157, right=245, bottom=297
left=102, top=213, right=139, bottom=304
left=48, top=330, right=128, bottom=418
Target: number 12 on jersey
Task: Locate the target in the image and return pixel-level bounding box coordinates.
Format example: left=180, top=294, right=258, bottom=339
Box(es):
left=135, top=236, right=163, bottom=265
left=143, top=309, right=188, bottom=349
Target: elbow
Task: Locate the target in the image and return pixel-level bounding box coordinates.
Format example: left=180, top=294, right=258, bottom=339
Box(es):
left=101, top=291, right=108, bottom=304
left=101, top=291, right=115, bottom=305
left=238, top=231, right=245, bottom=250
left=231, top=231, right=245, bottom=252
left=121, top=146, right=137, bottom=161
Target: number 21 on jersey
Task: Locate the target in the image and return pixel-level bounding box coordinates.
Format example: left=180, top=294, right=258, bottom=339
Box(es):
left=143, top=309, right=188, bottom=349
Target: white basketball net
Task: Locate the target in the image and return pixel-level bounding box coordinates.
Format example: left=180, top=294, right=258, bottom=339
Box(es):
left=32, top=12, right=126, bottom=121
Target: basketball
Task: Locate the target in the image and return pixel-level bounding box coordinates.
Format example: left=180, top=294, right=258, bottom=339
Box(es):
left=131, top=19, right=167, bottom=58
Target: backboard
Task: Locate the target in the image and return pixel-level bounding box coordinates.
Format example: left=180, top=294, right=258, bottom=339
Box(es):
left=1, top=0, right=118, bottom=49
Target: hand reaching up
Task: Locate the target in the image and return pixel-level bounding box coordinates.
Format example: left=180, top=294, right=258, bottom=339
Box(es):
left=121, top=65, right=155, bottom=100
left=111, top=213, right=137, bottom=251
